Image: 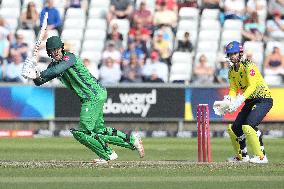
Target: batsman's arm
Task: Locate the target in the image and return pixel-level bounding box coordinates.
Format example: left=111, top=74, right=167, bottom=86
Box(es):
left=33, top=59, right=75, bottom=86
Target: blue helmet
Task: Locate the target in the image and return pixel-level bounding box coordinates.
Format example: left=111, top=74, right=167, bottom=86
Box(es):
left=225, top=41, right=243, bottom=54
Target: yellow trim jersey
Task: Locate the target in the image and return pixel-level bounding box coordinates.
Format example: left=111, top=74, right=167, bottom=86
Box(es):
left=228, top=59, right=271, bottom=99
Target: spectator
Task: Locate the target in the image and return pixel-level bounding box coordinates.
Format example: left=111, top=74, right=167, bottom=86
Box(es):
left=222, top=0, right=246, bottom=23
left=241, top=12, right=265, bottom=41
left=192, top=54, right=215, bottom=84
left=142, top=51, right=168, bottom=82
left=83, top=58, right=99, bottom=79
left=5, top=53, right=25, bottom=82
left=40, top=0, right=62, bottom=35
left=0, top=17, right=12, bottom=41
left=102, top=41, right=122, bottom=64
left=67, top=0, right=88, bottom=11
left=215, top=56, right=229, bottom=84
left=128, top=20, right=151, bottom=41
left=121, top=54, right=143, bottom=82
left=20, top=2, right=40, bottom=35
left=178, top=0, right=198, bottom=9
left=10, top=32, right=29, bottom=61
left=155, top=25, right=173, bottom=42
left=99, top=58, right=121, bottom=84
left=106, top=23, right=124, bottom=51
left=246, top=0, right=267, bottom=23
left=202, top=0, right=220, bottom=9
left=133, top=1, right=153, bottom=30
left=153, top=2, right=177, bottom=33
left=176, top=32, right=194, bottom=52
left=268, top=0, right=284, bottom=18
left=107, top=0, right=134, bottom=23
left=266, top=10, right=284, bottom=40
left=0, top=32, right=9, bottom=61
left=153, top=31, right=171, bottom=65
left=133, top=30, right=149, bottom=59
left=156, top=0, right=178, bottom=12
left=122, top=40, right=145, bottom=66
left=264, top=46, right=284, bottom=76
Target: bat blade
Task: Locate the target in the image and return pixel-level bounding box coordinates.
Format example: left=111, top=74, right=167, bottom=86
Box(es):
left=32, top=12, right=48, bottom=58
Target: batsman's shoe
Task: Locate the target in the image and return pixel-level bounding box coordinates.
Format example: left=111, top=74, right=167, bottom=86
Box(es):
left=249, top=155, right=268, bottom=164
left=133, top=134, right=145, bottom=158
left=93, top=151, right=118, bottom=164
left=227, top=155, right=250, bottom=163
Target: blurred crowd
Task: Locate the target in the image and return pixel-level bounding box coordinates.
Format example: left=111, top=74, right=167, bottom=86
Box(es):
left=0, top=0, right=284, bottom=85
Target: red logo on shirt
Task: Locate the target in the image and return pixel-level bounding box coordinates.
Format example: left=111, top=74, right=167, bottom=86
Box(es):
left=250, top=69, right=255, bottom=76
left=63, top=56, right=70, bottom=61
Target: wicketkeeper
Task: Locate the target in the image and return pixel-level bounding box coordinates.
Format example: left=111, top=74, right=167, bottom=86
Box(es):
left=213, top=41, right=273, bottom=163
left=22, top=36, right=144, bottom=164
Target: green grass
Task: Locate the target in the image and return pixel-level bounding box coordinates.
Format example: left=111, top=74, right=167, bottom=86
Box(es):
left=0, top=137, right=283, bottom=189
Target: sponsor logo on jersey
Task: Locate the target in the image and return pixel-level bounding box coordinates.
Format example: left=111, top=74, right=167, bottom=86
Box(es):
left=250, top=69, right=255, bottom=76
left=63, top=56, right=70, bottom=61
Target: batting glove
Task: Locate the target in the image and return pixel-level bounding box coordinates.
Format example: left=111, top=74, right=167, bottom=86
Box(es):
left=22, top=57, right=40, bottom=79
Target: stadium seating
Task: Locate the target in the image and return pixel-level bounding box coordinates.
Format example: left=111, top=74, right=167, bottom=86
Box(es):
left=170, top=52, right=193, bottom=82
left=0, top=0, right=282, bottom=85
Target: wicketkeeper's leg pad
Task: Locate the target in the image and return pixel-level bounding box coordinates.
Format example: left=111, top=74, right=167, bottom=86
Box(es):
left=242, top=125, right=264, bottom=157
left=227, top=124, right=242, bottom=159
left=70, top=128, right=112, bottom=160
left=97, top=127, right=135, bottom=150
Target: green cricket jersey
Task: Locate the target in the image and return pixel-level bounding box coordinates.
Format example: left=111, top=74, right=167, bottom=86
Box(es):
left=34, top=52, right=105, bottom=102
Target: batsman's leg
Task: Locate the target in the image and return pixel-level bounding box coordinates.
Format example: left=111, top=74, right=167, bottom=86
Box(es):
left=70, top=128, right=111, bottom=160
left=74, top=95, right=115, bottom=161
left=98, top=127, right=135, bottom=149
left=95, top=112, right=145, bottom=158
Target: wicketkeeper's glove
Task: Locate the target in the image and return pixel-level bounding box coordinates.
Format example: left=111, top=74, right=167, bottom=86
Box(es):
left=213, top=101, right=230, bottom=116
left=228, top=94, right=245, bottom=113
left=22, top=57, right=40, bottom=79
left=213, top=95, right=233, bottom=116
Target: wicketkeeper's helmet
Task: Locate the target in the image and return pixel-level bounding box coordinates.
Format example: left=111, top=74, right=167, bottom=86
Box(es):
left=225, top=41, right=243, bottom=54
left=46, top=36, right=64, bottom=50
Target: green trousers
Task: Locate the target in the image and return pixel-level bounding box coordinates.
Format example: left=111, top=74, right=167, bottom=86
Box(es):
left=71, top=89, right=135, bottom=160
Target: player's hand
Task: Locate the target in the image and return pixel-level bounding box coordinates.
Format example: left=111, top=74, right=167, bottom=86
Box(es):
left=22, top=57, right=40, bottom=79
left=213, top=100, right=230, bottom=116
left=223, top=95, right=232, bottom=103
left=228, top=94, right=245, bottom=113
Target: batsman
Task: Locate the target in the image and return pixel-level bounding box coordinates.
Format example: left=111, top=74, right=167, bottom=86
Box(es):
left=214, top=41, right=273, bottom=164
left=22, top=36, right=144, bottom=164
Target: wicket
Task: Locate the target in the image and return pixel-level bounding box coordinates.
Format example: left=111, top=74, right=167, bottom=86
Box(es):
left=196, top=104, right=211, bottom=162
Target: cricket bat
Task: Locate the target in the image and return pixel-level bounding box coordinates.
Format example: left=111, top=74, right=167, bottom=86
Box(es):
left=32, top=12, right=48, bottom=59
left=21, top=12, right=48, bottom=79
